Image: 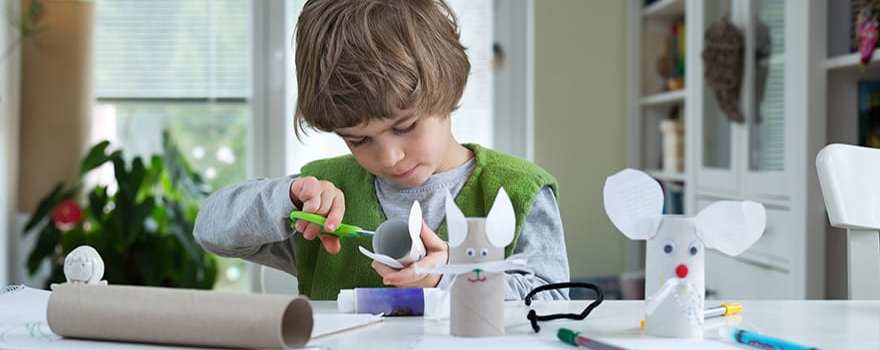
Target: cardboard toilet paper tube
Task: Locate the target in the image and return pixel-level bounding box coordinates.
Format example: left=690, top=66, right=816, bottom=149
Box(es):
left=47, top=284, right=313, bottom=349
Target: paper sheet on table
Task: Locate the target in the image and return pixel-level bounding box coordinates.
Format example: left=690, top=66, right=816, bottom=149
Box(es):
left=414, top=334, right=743, bottom=350
left=0, top=285, right=380, bottom=350
left=312, top=313, right=383, bottom=339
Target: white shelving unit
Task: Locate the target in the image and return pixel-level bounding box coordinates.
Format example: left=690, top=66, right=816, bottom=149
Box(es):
left=825, top=50, right=880, bottom=71
left=641, top=90, right=687, bottom=107
left=629, top=0, right=828, bottom=299
left=625, top=0, right=691, bottom=273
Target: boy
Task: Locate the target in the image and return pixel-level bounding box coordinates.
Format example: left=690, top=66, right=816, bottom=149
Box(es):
left=194, top=0, right=569, bottom=300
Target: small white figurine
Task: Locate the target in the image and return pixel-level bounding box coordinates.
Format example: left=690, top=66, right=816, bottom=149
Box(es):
left=603, top=169, right=765, bottom=339
left=63, top=245, right=107, bottom=285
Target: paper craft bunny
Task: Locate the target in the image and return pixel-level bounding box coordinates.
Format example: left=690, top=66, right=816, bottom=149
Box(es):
left=603, top=169, right=766, bottom=339
left=414, top=187, right=526, bottom=337
left=444, top=187, right=518, bottom=337
left=358, top=201, right=426, bottom=269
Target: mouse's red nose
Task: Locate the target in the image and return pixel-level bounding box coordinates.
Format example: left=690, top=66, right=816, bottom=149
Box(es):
left=675, top=264, right=688, bottom=278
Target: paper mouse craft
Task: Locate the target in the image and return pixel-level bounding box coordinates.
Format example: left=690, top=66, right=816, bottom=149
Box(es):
left=358, top=201, right=426, bottom=269
left=416, top=187, right=529, bottom=337
left=603, top=169, right=766, bottom=339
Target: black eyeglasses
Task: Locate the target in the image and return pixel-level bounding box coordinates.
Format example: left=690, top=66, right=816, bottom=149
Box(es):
left=523, top=282, right=604, bottom=333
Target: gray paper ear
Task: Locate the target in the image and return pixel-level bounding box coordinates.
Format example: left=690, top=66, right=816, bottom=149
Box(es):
left=485, top=187, right=515, bottom=248
left=695, top=201, right=766, bottom=256
left=445, top=191, right=468, bottom=247
left=603, top=169, right=663, bottom=240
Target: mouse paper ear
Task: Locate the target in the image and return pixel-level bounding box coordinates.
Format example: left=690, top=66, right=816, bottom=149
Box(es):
left=445, top=192, right=468, bottom=247
left=603, top=169, right=663, bottom=240
left=696, top=201, right=766, bottom=256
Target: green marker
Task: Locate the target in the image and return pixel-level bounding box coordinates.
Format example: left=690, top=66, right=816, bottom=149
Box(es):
left=558, top=328, right=629, bottom=350
left=289, top=211, right=375, bottom=238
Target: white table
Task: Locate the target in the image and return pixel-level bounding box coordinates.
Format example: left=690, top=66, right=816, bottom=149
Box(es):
left=309, top=299, right=880, bottom=350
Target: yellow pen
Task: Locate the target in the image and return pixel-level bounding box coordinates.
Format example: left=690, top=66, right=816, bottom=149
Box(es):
left=640, top=303, right=742, bottom=329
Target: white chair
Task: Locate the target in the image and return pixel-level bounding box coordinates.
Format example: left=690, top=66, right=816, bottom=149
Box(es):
left=816, top=144, right=880, bottom=299
left=252, top=264, right=299, bottom=295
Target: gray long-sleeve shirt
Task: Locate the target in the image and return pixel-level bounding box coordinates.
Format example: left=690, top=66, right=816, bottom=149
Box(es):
left=194, top=158, right=570, bottom=300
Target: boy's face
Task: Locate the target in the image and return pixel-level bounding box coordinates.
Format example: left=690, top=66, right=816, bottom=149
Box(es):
left=335, top=110, right=465, bottom=188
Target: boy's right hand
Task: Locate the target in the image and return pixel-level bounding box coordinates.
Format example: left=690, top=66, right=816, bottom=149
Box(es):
left=289, top=176, right=344, bottom=255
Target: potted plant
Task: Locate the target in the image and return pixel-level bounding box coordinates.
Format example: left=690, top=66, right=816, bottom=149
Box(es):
left=23, top=132, right=217, bottom=289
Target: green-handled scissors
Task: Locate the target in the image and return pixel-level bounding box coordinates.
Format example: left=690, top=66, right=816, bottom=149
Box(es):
left=289, top=211, right=375, bottom=238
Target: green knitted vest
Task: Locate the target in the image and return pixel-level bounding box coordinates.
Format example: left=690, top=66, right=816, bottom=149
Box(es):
left=295, top=143, right=558, bottom=300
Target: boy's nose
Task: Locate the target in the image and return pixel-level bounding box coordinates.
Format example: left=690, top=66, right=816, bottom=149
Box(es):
left=378, top=144, right=404, bottom=168
left=675, top=264, right=688, bottom=278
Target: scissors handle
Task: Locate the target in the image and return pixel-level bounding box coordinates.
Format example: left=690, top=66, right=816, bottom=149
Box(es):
left=289, top=211, right=365, bottom=238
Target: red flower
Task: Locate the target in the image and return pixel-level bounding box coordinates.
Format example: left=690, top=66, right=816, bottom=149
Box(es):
left=51, top=199, right=83, bottom=231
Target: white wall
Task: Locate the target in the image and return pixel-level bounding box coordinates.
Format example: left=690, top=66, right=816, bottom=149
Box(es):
left=1, top=1, right=22, bottom=286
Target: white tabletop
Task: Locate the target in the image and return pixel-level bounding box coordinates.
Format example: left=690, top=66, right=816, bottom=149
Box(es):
left=308, top=299, right=880, bottom=350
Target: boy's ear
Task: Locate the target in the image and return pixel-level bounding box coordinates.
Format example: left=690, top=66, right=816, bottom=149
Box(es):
left=445, top=192, right=467, bottom=247
left=603, top=168, right=663, bottom=240
left=695, top=201, right=766, bottom=256
left=486, top=187, right=515, bottom=248
left=409, top=200, right=422, bottom=239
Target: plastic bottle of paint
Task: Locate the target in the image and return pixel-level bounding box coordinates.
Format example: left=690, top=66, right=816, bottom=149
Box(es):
left=337, top=288, right=449, bottom=317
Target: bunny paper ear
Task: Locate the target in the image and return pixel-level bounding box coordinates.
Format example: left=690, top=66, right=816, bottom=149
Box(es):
left=445, top=192, right=468, bottom=247
left=602, top=169, right=664, bottom=240
left=409, top=200, right=423, bottom=239
left=486, top=187, right=515, bottom=248
left=695, top=201, right=766, bottom=256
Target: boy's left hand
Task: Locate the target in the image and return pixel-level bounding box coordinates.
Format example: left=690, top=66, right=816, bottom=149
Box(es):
left=371, top=222, right=448, bottom=288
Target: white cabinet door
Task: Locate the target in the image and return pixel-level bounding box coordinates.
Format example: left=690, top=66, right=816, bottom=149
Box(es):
left=692, top=0, right=740, bottom=196
left=741, top=0, right=794, bottom=199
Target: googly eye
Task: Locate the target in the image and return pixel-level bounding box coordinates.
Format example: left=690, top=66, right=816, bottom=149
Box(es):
left=466, top=248, right=476, bottom=257
left=689, top=243, right=700, bottom=256
left=663, top=242, right=675, bottom=254
left=480, top=249, right=489, bottom=257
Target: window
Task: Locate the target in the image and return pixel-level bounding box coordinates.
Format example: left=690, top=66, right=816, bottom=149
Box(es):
left=92, top=0, right=254, bottom=291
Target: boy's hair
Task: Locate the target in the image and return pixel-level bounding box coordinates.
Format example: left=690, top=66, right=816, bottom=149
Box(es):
left=294, top=0, right=470, bottom=136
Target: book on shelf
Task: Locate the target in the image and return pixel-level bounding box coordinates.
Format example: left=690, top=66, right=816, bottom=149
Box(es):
left=661, top=181, right=684, bottom=215
left=858, top=80, right=880, bottom=148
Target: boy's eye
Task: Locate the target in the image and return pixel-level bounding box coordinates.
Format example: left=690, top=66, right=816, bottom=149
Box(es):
left=346, top=137, right=370, bottom=147
left=465, top=248, right=476, bottom=257
left=480, top=249, right=489, bottom=257
left=392, top=121, right=418, bottom=135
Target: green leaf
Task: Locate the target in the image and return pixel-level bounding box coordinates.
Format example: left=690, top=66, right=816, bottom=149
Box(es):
left=80, top=140, right=112, bottom=175
left=23, top=182, right=65, bottom=234
left=26, top=223, right=60, bottom=275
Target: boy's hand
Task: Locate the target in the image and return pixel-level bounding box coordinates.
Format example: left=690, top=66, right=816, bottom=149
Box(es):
left=289, top=176, right=344, bottom=255
left=371, top=222, right=448, bottom=288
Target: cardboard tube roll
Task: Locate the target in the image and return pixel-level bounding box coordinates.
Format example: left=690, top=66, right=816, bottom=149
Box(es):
left=47, top=284, right=313, bottom=349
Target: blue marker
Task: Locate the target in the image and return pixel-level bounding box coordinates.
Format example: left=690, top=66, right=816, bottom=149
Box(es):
left=719, top=326, right=821, bottom=350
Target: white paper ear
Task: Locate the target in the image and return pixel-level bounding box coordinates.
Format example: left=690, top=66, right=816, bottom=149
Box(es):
left=603, top=169, right=664, bottom=240
left=695, top=201, right=766, bottom=256
left=486, top=187, right=515, bottom=248
left=445, top=192, right=468, bottom=247
left=409, top=200, right=422, bottom=240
